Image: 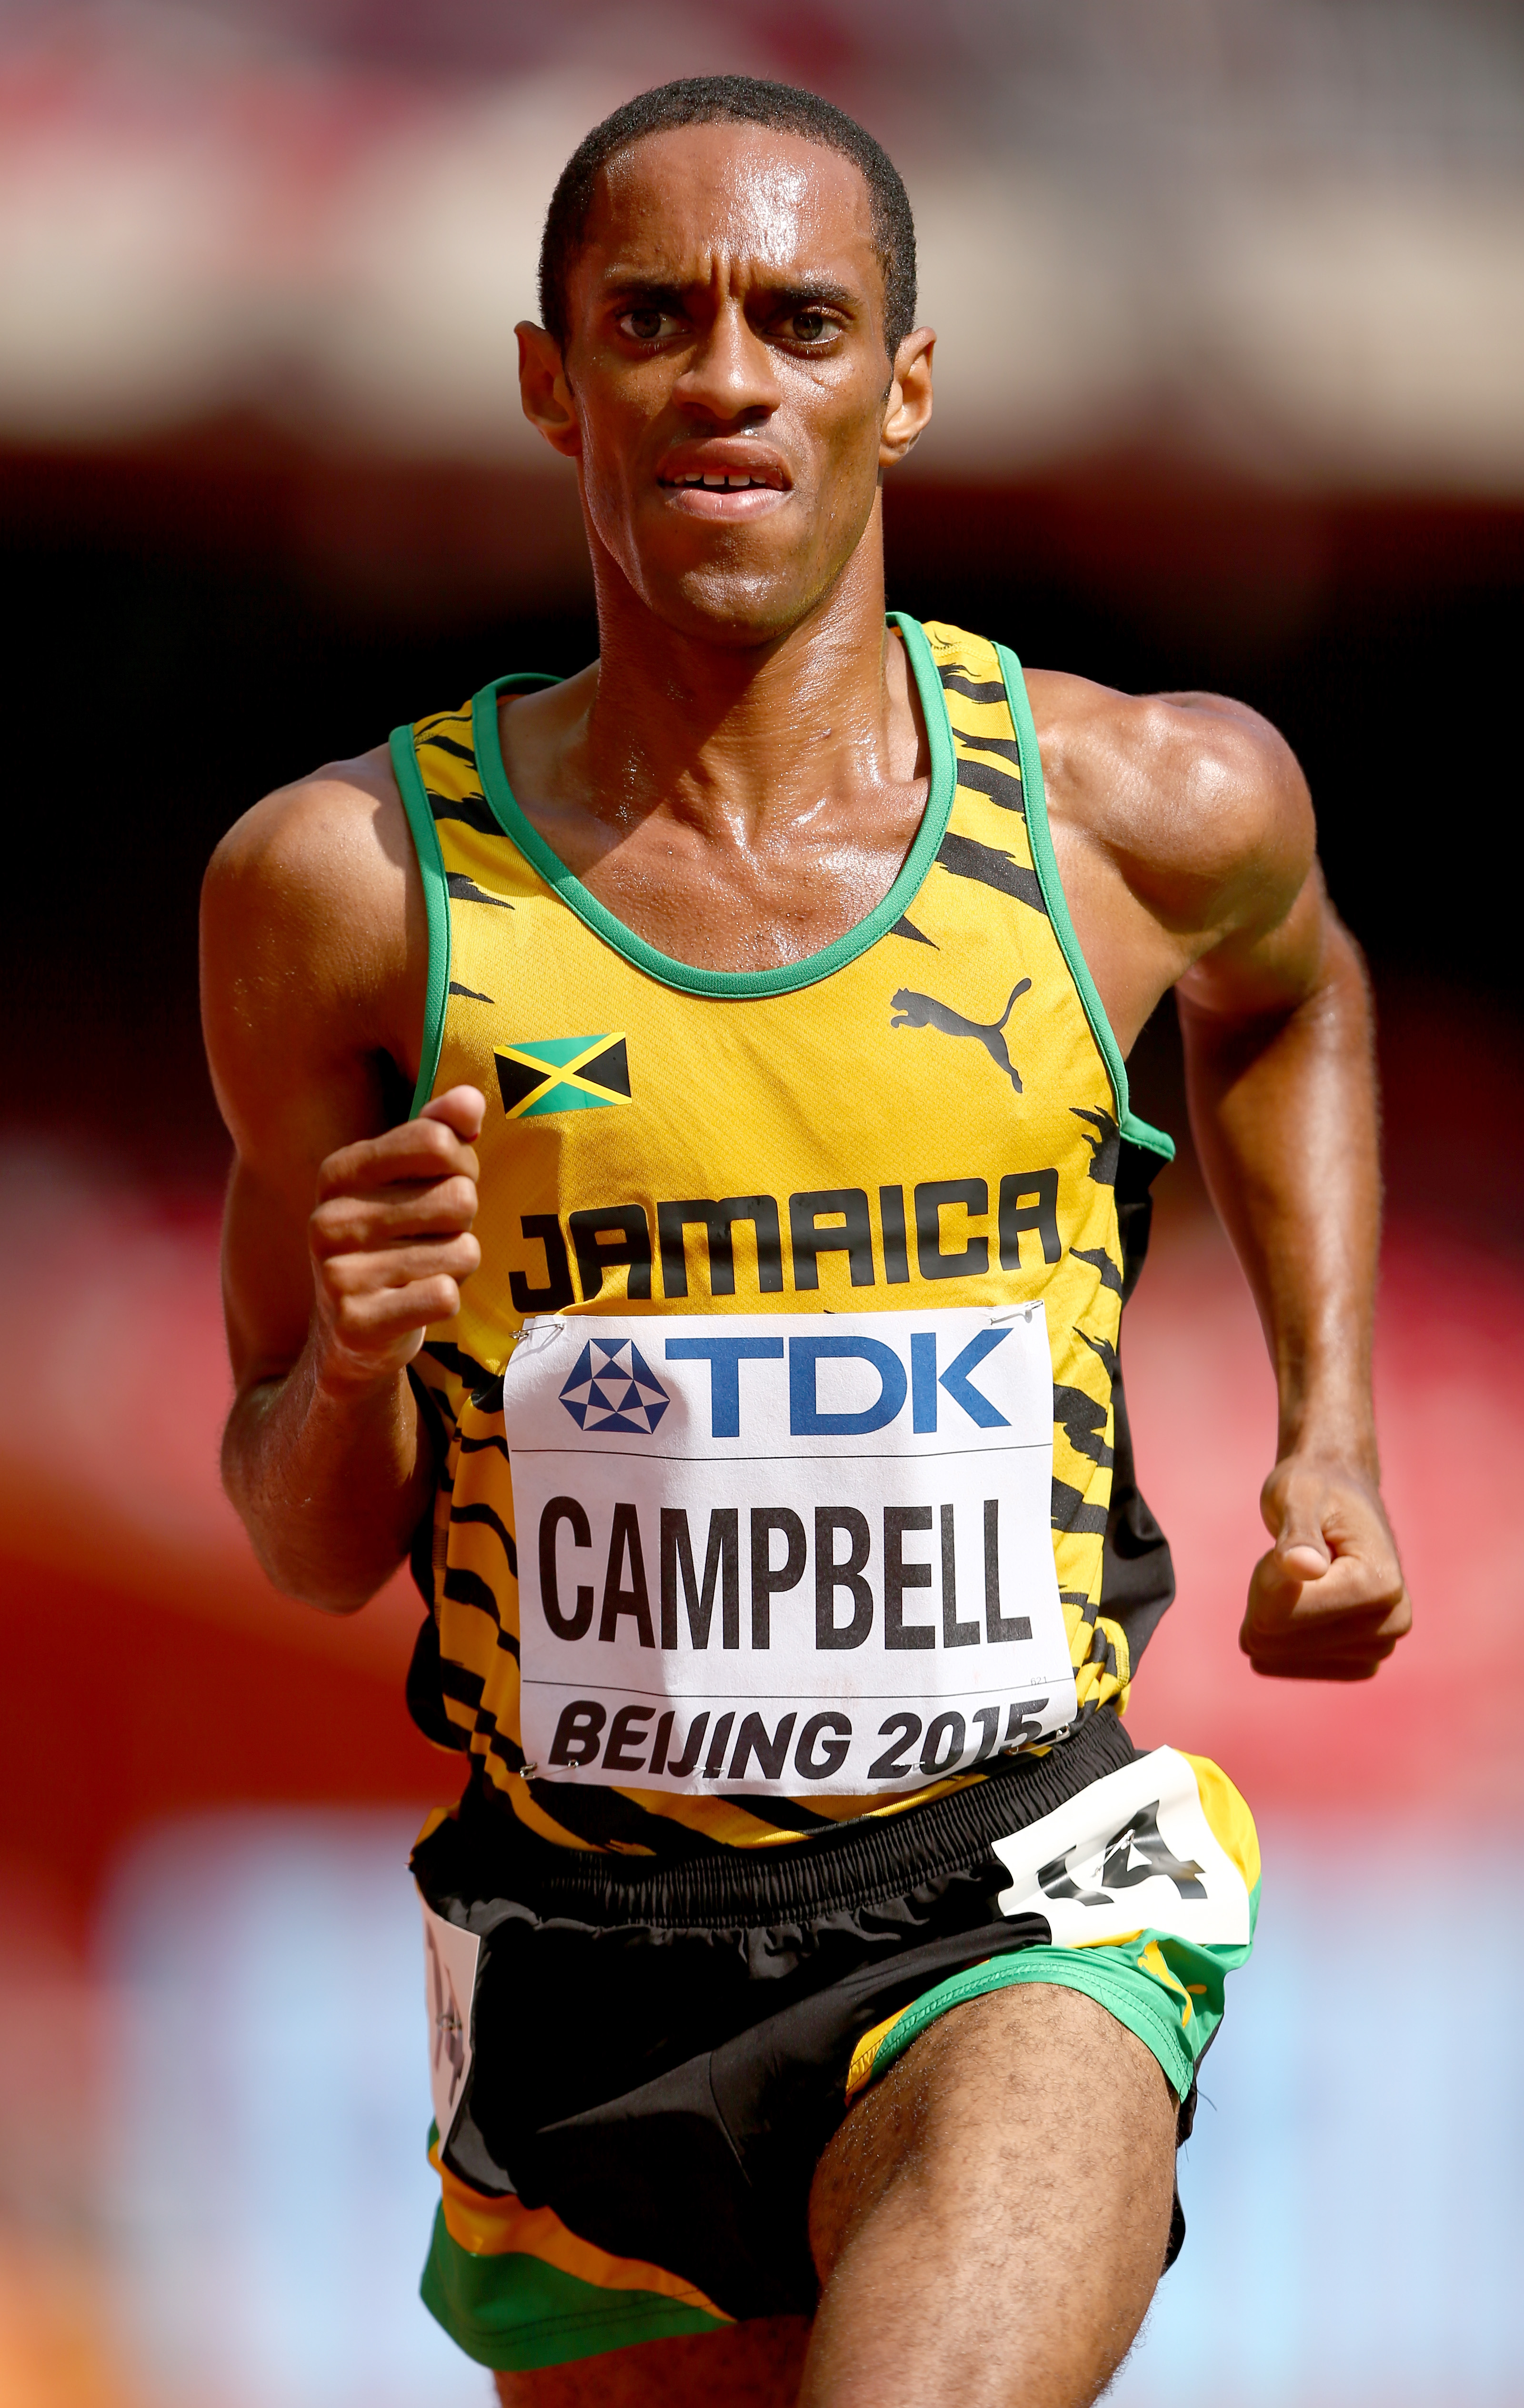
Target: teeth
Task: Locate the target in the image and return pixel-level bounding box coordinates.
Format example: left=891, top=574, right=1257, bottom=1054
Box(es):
left=668, top=472, right=775, bottom=489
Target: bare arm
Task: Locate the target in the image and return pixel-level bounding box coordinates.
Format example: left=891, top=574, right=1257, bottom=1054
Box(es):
left=201, top=753, right=484, bottom=1611
left=1042, top=679, right=1409, bottom=1679
left=1180, top=873, right=1407, bottom=1676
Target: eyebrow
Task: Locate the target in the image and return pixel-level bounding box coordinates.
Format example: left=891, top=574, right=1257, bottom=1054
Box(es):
left=766, top=280, right=858, bottom=314
left=600, top=272, right=862, bottom=314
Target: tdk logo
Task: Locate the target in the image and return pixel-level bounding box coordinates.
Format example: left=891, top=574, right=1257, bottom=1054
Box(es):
left=663, top=1328, right=1010, bottom=1439
left=559, top=1339, right=670, bottom=1434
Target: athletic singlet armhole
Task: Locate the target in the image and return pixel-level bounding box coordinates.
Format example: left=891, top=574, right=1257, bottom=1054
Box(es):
left=390, top=722, right=453, bottom=1120
left=466, top=623, right=956, bottom=1002
left=995, top=643, right=1175, bottom=1164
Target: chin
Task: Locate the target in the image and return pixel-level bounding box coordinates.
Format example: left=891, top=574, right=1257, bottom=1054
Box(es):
left=640, top=515, right=869, bottom=643
left=592, top=483, right=873, bottom=649
left=642, top=562, right=831, bottom=647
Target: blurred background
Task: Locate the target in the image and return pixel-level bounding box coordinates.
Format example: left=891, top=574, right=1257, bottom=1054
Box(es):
left=2, top=1, right=1521, bottom=2401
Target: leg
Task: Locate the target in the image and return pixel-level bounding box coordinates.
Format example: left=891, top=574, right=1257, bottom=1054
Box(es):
left=803, top=1982, right=1176, bottom=2408
left=492, top=2315, right=812, bottom=2406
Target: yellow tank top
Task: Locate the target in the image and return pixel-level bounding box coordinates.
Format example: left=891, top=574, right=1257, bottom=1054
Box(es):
left=391, top=616, right=1174, bottom=1855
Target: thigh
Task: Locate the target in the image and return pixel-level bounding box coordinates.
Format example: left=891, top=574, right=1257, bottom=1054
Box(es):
left=803, top=1982, right=1177, bottom=2408
left=492, top=2315, right=812, bottom=2406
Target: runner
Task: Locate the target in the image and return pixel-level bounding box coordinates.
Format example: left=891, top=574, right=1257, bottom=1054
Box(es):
left=202, top=76, right=1409, bottom=2408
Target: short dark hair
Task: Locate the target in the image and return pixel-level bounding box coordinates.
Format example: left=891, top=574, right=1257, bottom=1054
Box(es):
left=538, top=75, right=917, bottom=359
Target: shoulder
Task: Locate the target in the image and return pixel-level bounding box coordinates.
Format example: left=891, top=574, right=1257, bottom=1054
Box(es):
left=201, top=744, right=425, bottom=1113
left=1023, top=667, right=1315, bottom=945
left=203, top=743, right=411, bottom=944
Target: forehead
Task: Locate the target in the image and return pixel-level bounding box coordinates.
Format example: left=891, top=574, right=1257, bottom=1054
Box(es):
left=581, top=123, right=879, bottom=289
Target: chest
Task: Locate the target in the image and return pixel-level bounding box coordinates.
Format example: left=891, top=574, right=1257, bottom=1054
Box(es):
left=520, top=795, right=930, bottom=976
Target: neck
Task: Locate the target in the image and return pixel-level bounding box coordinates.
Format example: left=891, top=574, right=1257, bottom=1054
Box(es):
left=577, top=499, right=910, bottom=841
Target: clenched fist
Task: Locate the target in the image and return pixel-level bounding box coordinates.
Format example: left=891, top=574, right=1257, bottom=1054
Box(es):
left=307, top=1085, right=486, bottom=1391
left=1240, top=1454, right=1411, bottom=1680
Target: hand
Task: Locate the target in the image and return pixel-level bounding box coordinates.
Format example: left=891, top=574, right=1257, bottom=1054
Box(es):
left=1240, top=1455, right=1410, bottom=1680
left=307, top=1086, right=485, bottom=1391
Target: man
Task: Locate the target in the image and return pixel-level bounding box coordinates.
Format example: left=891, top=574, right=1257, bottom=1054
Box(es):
left=201, top=75, right=1408, bottom=2408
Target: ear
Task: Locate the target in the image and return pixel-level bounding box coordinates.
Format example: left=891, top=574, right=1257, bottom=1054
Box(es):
left=880, top=326, right=935, bottom=468
left=517, top=322, right=581, bottom=461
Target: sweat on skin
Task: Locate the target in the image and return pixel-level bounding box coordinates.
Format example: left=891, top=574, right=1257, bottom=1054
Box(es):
left=201, top=95, right=1408, bottom=2408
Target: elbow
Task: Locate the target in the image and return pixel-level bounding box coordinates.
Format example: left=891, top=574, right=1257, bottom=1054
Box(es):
left=220, top=1431, right=393, bottom=1618
left=256, top=1545, right=384, bottom=1617
left=236, top=1508, right=391, bottom=1617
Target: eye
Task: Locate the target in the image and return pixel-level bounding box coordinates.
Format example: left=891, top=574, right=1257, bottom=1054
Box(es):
left=619, top=305, right=680, bottom=343
left=785, top=309, right=833, bottom=343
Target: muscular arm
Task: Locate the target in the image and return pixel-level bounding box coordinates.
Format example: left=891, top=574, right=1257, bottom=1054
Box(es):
left=1040, top=678, right=1409, bottom=1679
left=201, top=754, right=483, bottom=1611
left=1179, top=866, right=1408, bottom=1676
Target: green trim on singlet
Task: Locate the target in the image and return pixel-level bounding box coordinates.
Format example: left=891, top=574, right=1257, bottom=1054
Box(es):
left=996, top=643, right=1175, bottom=1165
left=390, top=722, right=453, bottom=1119
left=468, top=613, right=957, bottom=1001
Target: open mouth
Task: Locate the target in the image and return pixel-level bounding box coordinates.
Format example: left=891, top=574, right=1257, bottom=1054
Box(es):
left=655, top=445, right=792, bottom=509
left=659, top=472, right=787, bottom=491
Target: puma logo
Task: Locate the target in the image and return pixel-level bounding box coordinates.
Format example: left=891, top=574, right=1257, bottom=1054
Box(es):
left=889, top=979, right=1033, bottom=1093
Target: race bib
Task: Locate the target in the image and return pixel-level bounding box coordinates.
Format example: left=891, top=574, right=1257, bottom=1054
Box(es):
left=989, top=1748, right=1253, bottom=1948
left=501, top=1308, right=1078, bottom=1796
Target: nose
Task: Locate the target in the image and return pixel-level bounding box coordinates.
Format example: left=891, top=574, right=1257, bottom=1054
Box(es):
left=674, top=294, right=782, bottom=426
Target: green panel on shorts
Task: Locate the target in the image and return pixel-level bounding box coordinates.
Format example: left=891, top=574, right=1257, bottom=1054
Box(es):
left=862, top=1883, right=1261, bottom=2105
left=421, top=2204, right=731, bottom=2373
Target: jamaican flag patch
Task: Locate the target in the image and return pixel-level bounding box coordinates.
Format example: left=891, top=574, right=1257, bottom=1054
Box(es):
left=493, top=1034, right=631, bottom=1119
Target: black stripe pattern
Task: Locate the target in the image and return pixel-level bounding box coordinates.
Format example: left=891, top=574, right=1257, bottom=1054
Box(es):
left=934, top=830, right=1045, bottom=913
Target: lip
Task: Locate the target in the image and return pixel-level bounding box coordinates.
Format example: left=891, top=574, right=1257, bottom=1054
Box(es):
left=662, top=483, right=792, bottom=519
left=656, top=439, right=792, bottom=519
